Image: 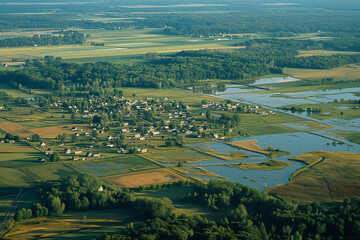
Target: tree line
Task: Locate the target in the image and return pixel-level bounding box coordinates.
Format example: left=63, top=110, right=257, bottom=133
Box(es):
left=104, top=180, right=360, bottom=240
left=0, top=31, right=86, bottom=48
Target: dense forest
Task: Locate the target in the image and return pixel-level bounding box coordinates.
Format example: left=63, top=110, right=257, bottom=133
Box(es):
left=0, top=31, right=86, bottom=47
left=5, top=176, right=360, bottom=240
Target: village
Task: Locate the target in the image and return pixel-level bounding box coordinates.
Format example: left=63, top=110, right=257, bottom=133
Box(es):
left=0, top=93, right=275, bottom=163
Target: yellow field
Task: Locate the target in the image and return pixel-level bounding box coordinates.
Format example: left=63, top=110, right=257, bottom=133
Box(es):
left=297, top=50, right=360, bottom=57
left=284, top=64, right=360, bottom=82
left=104, top=169, right=187, bottom=188
left=30, top=125, right=74, bottom=138
left=268, top=151, right=360, bottom=203
left=229, top=140, right=269, bottom=155
left=3, top=209, right=134, bottom=240
left=0, top=121, right=34, bottom=137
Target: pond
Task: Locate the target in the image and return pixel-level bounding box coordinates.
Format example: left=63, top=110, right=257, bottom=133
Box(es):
left=211, top=82, right=360, bottom=108
left=250, top=76, right=301, bottom=85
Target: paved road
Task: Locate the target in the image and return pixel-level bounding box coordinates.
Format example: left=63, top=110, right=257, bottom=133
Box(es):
left=0, top=188, right=36, bottom=235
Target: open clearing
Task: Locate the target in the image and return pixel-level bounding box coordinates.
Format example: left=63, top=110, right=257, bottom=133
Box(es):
left=268, top=151, right=360, bottom=203
left=104, top=169, right=187, bottom=188
left=137, top=186, right=223, bottom=218
left=3, top=208, right=136, bottom=240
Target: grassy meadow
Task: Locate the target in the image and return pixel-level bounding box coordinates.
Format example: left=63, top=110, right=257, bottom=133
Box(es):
left=3, top=208, right=137, bottom=240
left=284, top=64, right=360, bottom=83
left=268, top=151, right=360, bottom=203
left=137, top=185, right=223, bottom=218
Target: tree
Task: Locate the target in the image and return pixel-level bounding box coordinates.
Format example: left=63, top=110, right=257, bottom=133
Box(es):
left=71, top=134, right=78, bottom=143
left=31, top=134, right=40, bottom=142
left=134, top=197, right=174, bottom=218
left=47, top=195, right=64, bottom=215
left=58, top=133, right=66, bottom=143
left=50, top=152, right=60, bottom=162
left=5, top=133, right=14, bottom=140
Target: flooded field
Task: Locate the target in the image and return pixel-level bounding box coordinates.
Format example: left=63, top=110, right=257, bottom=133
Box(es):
left=183, top=76, right=360, bottom=190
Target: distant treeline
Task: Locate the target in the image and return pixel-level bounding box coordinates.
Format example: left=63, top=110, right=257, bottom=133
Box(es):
left=1, top=43, right=360, bottom=95
left=0, top=14, right=144, bottom=32
left=153, top=13, right=360, bottom=37
left=1, top=11, right=360, bottom=38
left=0, top=31, right=86, bottom=48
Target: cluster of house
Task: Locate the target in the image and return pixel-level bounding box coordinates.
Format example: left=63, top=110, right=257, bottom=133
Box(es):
left=0, top=139, right=15, bottom=144
left=201, top=101, right=275, bottom=115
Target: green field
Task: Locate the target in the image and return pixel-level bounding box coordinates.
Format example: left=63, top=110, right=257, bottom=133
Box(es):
left=0, top=194, right=16, bottom=220
left=282, top=101, right=360, bottom=121
left=0, top=28, right=244, bottom=64
left=0, top=142, right=81, bottom=187
left=0, top=143, right=41, bottom=162
left=0, top=163, right=81, bottom=188
left=69, top=155, right=159, bottom=177
left=0, top=83, right=33, bottom=98
left=147, top=149, right=213, bottom=163
left=327, top=130, right=360, bottom=145
left=118, top=87, right=221, bottom=104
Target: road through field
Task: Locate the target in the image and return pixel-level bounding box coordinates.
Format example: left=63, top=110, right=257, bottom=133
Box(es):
left=0, top=188, right=36, bottom=235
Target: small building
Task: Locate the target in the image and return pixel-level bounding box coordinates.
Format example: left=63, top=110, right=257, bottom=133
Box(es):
left=72, top=156, right=79, bottom=161
left=71, top=127, right=78, bottom=131
left=98, top=186, right=104, bottom=191
left=93, top=153, right=101, bottom=158
left=44, top=150, right=53, bottom=155
left=85, top=152, right=93, bottom=157
left=64, top=148, right=71, bottom=154
left=38, top=157, right=47, bottom=162
left=74, top=150, right=82, bottom=155
left=39, top=142, right=46, bottom=148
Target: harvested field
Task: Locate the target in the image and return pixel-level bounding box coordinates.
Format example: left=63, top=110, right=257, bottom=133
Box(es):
left=30, top=125, right=74, bottom=138
left=104, top=169, right=187, bottom=188
left=0, top=121, right=34, bottom=137
left=230, top=140, right=269, bottom=155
